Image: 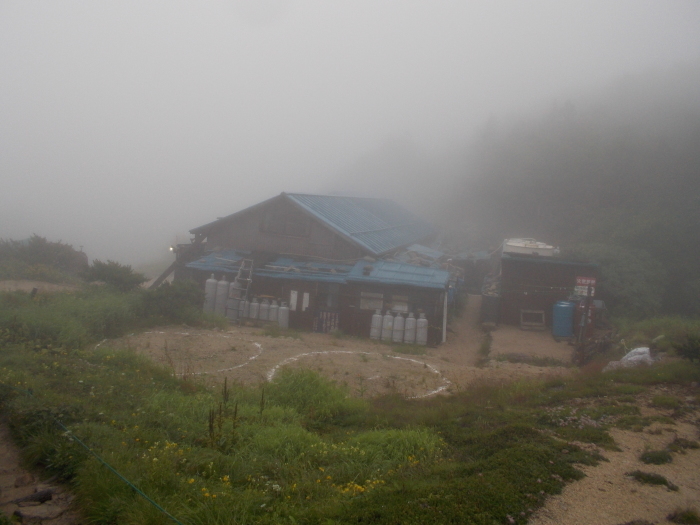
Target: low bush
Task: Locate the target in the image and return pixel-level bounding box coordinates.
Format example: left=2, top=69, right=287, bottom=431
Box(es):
left=141, top=280, right=204, bottom=325
left=617, top=317, right=700, bottom=352
left=668, top=508, right=700, bottom=524
left=640, top=449, right=672, bottom=465
left=627, top=470, right=678, bottom=491
left=673, top=334, right=700, bottom=362
left=82, top=260, right=147, bottom=292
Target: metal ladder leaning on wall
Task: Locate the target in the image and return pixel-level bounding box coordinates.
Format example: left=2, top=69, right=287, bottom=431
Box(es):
left=230, top=259, right=254, bottom=323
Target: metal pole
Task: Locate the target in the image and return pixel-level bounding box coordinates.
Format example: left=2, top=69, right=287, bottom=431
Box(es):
left=442, top=288, right=448, bottom=344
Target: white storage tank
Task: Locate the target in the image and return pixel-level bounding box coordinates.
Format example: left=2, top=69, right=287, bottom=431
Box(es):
left=416, top=313, right=428, bottom=346
left=204, top=274, right=218, bottom=312
left=404, top=312, right=417, bottom=344
left=214, top=277, right=229, bottom=316
left=381, top=310, right=394, bottom=341
left=268, top=300, right=279, bottom=323
left=278, top=302, right=289, bottom=329
left=249, top=298, right=260, bottom=320
left=392, top=313, right=405, bottom=343
left=242, top=299, right=250, bottom=318
left=370, top=309, right=382, bottom=340
left=226, top=297, right=239, bottom=322
left=259, top=299, right=270, bottom=321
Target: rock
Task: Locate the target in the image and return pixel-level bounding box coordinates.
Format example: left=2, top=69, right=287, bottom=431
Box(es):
left=14, top=502, right=67, bottom=520
left=12, top=488, right=55, bottom=504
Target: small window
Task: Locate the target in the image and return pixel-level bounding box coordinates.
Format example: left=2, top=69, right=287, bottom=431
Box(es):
left=360, top=292, right=383, bottom=310
left=391, top=295, right=409, bottom=313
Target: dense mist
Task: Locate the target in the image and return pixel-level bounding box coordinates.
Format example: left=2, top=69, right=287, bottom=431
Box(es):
left=429, top=63, right=700, bottom=316
left=1, top=2, right=699, bottom=280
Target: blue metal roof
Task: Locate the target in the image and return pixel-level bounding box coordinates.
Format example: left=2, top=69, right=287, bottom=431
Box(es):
left=286, top=194, right=434, bottom=256
left=347, top=260, right=449, bottom=290
left=253, top=257, right=352, bottom=284
left=185, top=250, right=248, bottom=274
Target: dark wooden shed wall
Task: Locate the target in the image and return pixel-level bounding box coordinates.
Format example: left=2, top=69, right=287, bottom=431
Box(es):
left=499, top=257, right=598, bottom=326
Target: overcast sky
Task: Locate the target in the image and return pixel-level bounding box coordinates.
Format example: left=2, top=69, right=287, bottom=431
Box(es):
left=1, top=1, right=699, bottom=269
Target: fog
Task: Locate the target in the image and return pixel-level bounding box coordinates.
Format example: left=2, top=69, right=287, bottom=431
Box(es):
left=1, top=1, right=699, bottom=272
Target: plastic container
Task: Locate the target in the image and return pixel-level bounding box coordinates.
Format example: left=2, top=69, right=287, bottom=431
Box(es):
left=552, top=301, right=576, bottom=339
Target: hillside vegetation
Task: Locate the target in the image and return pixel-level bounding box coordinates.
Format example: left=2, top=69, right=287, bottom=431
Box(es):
left=1, top=287, right=700, bottom=524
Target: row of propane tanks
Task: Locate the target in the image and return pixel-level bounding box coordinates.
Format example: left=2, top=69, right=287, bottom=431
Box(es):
left=370, top=310, right=429, bottom=346
left=203, top=275, right=290, bottom=329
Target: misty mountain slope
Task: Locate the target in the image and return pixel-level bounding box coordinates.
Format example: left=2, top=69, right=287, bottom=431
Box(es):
left=442, top=64, right=700, bottom=316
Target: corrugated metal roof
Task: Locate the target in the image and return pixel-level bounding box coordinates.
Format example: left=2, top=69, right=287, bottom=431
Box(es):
left=286, top=194, right=434, bottom=256
left=347, top=260, right=449, bottom=290
left=253, top=257, right=352, bottom=284
left=185, top=250, right=249, bottom=274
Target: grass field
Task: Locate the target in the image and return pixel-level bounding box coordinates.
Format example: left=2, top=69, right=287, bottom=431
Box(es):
left=1, top=288, right=699, bottom=524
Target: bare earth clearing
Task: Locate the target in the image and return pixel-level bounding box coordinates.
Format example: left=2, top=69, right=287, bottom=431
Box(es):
left=105, top=295, right=574, bottom=398
left=2, top=283, right=699, bottom=524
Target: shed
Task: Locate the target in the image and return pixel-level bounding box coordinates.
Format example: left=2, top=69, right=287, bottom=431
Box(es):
left=498, top=253, right=598, bottom=327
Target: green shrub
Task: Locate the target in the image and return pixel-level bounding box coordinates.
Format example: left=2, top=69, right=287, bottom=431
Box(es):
left=617, top=317, right=700, bottom=351
left=640, top=449, right=672, bottom=465
left=628, top=470, right=678, bottom=490
left=673, top=335, right=700, bottom=362
left=0, top=235, right=87, bottom=280
left=651, top=395, right=682, bottom=409
left=265, top=369, right=364, bottom=422
left=668, top=508, right=700, bottom=524
left=82, top=260, right=147, bottom=292
left=669, top=437, right=700, bottom=452
left=142, top=280, right=204, bottom=324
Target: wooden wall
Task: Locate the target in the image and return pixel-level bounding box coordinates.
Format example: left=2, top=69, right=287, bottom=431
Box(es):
left=499, top=257, right=597, bottom=326
left=205, top=198, right=365, bottom=261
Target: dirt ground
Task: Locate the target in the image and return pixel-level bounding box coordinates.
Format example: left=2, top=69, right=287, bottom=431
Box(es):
left=103, top=294, right=573, bottom=398
left=0, top=423, right=80, bottom=523
left=0, top=280, right=80, bottom=293
left=531, top=391, right=700, bottom=525
left=2, top=284, right=698, bottom=524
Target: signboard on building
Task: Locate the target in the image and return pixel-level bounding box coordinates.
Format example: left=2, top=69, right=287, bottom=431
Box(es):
left=574, top=276, right=596, bottom=297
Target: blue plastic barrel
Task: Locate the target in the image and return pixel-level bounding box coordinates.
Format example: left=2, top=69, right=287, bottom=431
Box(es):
left=552, top=301, right=576, bottom=339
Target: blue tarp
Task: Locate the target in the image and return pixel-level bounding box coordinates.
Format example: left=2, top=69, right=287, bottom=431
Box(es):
left=185, top=250, right=249, bottom=274
left=253, top=257, right=352, bottom=284
left=347, top=260, right=449, bottom=290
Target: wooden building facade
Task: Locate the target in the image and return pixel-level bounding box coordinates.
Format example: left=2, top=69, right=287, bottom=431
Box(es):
left=177, top=193, right=450, bottom=345
left=498, top=253, right=598, bottom=327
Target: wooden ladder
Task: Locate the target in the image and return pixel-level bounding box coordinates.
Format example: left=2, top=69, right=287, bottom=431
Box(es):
left=230, top=259, right=254, bottom=302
